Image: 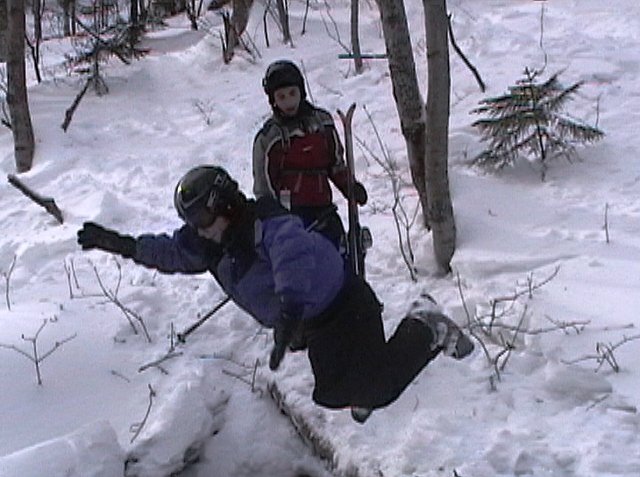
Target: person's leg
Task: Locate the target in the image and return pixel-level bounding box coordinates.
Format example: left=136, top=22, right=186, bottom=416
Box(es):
left=349, top=315, right=441, bottom=409
left=305, top=278, right=385, bottom=409
left=306, top=279, right=435, bottom=411
left=349, top=295, right=473, bottom=410
left=306, top=281, right=472, bottom=419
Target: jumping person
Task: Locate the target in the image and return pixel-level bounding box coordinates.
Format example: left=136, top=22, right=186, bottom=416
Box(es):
left=77, top=165, right=473, bottom=423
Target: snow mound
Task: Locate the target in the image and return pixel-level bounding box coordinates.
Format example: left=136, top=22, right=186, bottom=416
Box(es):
left=0, top=421, right=123, bottom=477
left=124, top=368, right=229, bottom=477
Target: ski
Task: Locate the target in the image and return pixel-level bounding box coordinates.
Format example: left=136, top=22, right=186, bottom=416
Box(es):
left=337, top=103, right=372, bottom=278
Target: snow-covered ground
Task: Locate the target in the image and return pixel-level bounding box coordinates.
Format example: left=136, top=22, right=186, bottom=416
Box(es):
left=1, top=0, right=639, bottom=476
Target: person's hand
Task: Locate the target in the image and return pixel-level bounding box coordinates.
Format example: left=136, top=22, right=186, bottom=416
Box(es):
left=269, top=306, right=302, bottom=371
left=77, top=222, right=137, bottom=258
left=354, top=182, right=368, bottom=206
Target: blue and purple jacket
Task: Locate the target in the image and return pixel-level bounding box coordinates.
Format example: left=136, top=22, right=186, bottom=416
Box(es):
left=133, top=201, right=346, bottom=328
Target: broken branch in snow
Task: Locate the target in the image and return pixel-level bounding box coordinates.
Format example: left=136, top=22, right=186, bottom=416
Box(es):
left=7, top=174, right=64, bottom=224
left=61, top=78, right=91, bottom=132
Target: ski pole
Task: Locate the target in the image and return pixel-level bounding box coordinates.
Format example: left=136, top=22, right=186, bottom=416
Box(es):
left=177, top=296, right=232, bottom=343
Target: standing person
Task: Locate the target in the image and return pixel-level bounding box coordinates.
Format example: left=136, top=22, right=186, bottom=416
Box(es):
left=253, top=59, right=368, bottom=249
left=77, top=165, right=473, bottom=423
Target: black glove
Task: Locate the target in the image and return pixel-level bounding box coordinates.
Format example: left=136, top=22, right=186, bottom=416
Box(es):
left=354, top=181, right=368, bottom=206
left=269, top=306, right=303, bottom=371
left=77, top=222, right=137, bottom=258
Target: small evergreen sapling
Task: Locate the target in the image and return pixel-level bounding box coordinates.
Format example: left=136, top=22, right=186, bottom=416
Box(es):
left=471, top=68, right=604, bottom=178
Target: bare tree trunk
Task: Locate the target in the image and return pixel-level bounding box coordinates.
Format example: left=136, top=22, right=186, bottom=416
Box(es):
left=374, top=0, right=430, bottom=228
left=7, top=0, right=35, bottom=173
left=32, top=0, right=42, bottom=41
left=61, top=0, right=71, bottom=36
left=138, top=0, right=147, bottom=24
left=70, top=0, right=76, bottom=35
left=130, top=0, right=138, bottom=25
left=0, top=0, right=8, bottom=61
left=350, top=0, right=362, bottom=73
left=225, top=0, right=253, bottom=59
left=275, top=0, right=290, bottom=44
left=423, top=0, right=455, bottom=273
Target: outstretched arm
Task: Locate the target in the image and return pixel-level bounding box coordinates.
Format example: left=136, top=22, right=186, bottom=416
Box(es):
left=77, top=222, right=136, bottom=257
left=77, top=222, right=219, bottom=274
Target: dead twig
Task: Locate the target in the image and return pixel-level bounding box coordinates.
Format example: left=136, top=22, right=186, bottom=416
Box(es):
left=110, top=370, right=131, bottom=382
left=130, top=384, right=156, bottom=443
left=456, top=267, right=572, bottom=388
left=456, top=271, right=491, bottom=361
left=496, top=305, right=528, bottom=375
left=92, top=261, right=152, bottom=343
left=562, top=333, right=640, bottom=372
left=0, top=319, right=77, bottom=385
left=7, top=174, right=64, bottom=224
left=2, top=255, right=16, bottom=310
left=138, top=351, right=183, bottom=374
left=221, top=357, right=262, bottom=395
left=447, top=14, right=485, bottom=92
left=604, top=202, right=610, bottom=243
left=64, top=258, right=102, bottom=299
left=468, top=316, right=590, bottom=337
left=477, top=266, right=561, bottom=335
left=358, top=105, right=419, bottom=281
left=320, top=0, right=351, bottom=56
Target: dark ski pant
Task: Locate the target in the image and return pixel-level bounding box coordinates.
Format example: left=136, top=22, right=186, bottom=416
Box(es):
left=305, top=277, right=440, bottom=410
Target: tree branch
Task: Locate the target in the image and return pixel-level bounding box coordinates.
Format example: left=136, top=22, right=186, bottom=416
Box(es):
left=7, top=174, right=64, bottom=224
left=447, top=14, right=485, bottom=92
left=61, top=77, right=91, bottom=132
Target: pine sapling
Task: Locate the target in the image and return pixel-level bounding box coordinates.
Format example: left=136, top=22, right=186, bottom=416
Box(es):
left=471, top=68, right=604, bottom=178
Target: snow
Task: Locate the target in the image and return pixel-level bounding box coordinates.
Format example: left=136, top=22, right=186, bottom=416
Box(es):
left=1, top=0, right=640, bottom=476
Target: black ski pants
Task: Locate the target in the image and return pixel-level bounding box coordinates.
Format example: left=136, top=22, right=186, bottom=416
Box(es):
left=305, top=277, right=440, bottom=410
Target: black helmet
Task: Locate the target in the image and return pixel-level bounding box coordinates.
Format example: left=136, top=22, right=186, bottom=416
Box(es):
left=262, top=60, right=306, bottom=101
left=174, top=166, right=240, bottom=229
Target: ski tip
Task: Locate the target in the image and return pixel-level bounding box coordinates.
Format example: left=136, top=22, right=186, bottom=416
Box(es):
left=337, top=103, right=357, bottom=121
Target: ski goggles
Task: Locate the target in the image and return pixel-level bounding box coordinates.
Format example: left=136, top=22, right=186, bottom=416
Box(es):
left=177, top=187, right=221, bottom=230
